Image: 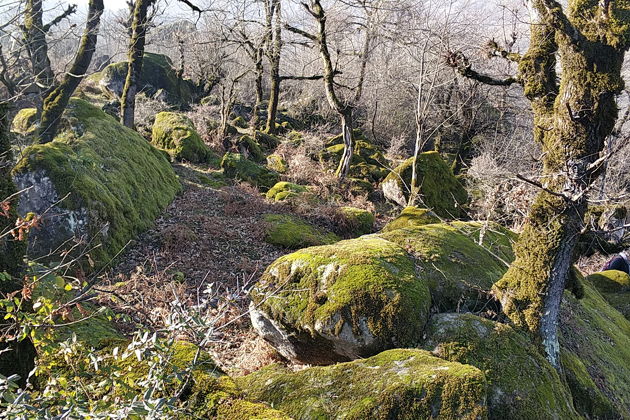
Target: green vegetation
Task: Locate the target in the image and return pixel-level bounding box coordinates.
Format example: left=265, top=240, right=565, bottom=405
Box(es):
left=265, top=181, right=307, bottom=202
left=236, top=135, right=265, bottom=163
left=12, top=98, right=180, bottom=270
left=220, top=152, right=279, bottom=191
left=262, top=213, right=338, bottom=248
left=266, top=154, right=288, bottom=173
left=151, top=112, right=214, bottom=163
left=382, top=152, right=468, bottom=218
left=382, top=206, right=441, bottom=232
left=339, top=206, right=374, bottom=235
left=236, top=348, right=488, bottom=419
left=10, top=108, right=38, bottom=136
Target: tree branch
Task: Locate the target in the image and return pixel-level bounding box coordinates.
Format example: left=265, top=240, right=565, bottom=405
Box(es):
left=43, top=4, right=77, bottom=33
left=445, top=51, right=520, bottom=86
left=284, top=24, right=318, bottom=42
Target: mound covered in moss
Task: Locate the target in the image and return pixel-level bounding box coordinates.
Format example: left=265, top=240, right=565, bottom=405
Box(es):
left=380, top=222, right=516, bottom=313
left=86, top=52, right=196, bottom=106
left=12, top=98, right=180, bottom=270
left=262, top=213, right=339, bottom=249
left=586, top=270, right=630, bottom=319
left=265, top=182, right=307, bottom=202
left=250, top=236, right=431, bottom=364
left=422, top=313, right=579, bottom=419
left=339, top=206, right=374, bottom=236
left=236, top=348, right=488, bottom=419
left=382, top=152, right=468, bottom=218
left=11, top=108, right=38, bottom=136
left=152, top=112, right=213, bottom=163
left=382, top=206, right=440, bottom=232
left=221, top=153, right=279, bottom=191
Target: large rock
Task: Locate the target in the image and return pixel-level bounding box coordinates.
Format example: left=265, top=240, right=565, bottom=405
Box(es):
left=151, top=112, right=213, bottom=163
left=250, top=236, right=431, bottom=364
left=422, top=313, right=579, bottom=419
left=262, top=213, right=339, bottom=249
left=382, top=151, right=468, bottom=218
left=585, top=270, right=630, bottom=319
left=12, top=98, right=180, bottom=269
left=265, top=181, right=307, bottom=202
left=236, top=349, right=488, bottom=419
left=220, top=152, right=279, bottom=191
left=379, top=221, right=516, bottom=313
left=87, top=52, right=196, bottom=106
left=382, top=206, right=440, bottom=232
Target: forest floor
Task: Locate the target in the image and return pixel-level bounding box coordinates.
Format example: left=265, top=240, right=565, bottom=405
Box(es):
left=98, top=163, right=290, bottom=375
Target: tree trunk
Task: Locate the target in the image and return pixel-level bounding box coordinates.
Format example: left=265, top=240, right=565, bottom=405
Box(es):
left=251, top=49, right=265, bottom=130
left=265, top=0, right=282, bottom=134
left=23, top=0, right=54, bottom=109
left=38, top=0, right=104, bottom=144
left=336, top=109, right=354, bottom=178
left=121, top=0, right=153, bottom=128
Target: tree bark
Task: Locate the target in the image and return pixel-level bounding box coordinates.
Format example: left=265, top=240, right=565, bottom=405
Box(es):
left=38, top=0, right=104, bottom=144
left=121, top=0, right=154, bottom=128
left=265, top=0, right=282, bottom=134
left=23, top=0, right=55, bottom=108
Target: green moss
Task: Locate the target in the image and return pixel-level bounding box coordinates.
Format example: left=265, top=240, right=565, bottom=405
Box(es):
left=382, top=206, right=441, bottom=232
left=379, top=221, right=516, bottom=312
left=339, top=206, right=374, bottom=236
left=232, top=116, right=248, bottom=129
left=266, top=154, right=288, bottom=173
left=12, top=98, right=180, bottom=270
left=254, top=130, right=281, bottom=151
left=220, top=152, right=279, bottom=191
left=265, top=182, right=307, bottom=202
left=152, top=112, right=214, bottom=163
left=587, top=269, right=630, bottom=293
left=236, top=135, right=265, bottom=163
left=235, top=348, right=488, bottom=419
left=11, top=108, right=38, bottom=135
left=263, top=213, right=338, bottom=249
left=422, top=313, right=579, bottom=419
left=250, top=237, right=431, bottom=363
left=216, top=400, right=291, bottom=419
left=381, top=152, right=468, bottom=218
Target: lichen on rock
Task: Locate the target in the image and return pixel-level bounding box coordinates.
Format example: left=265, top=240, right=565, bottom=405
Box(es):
left=249, top=236, right=431, bottom=364
left=11, top=108, right=39, bottom=136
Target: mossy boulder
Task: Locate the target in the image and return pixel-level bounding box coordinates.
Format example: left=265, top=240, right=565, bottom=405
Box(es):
left=422, top=313, right=579, bottom=419
left=236, top=348, right=488, bottom=419
left=339, top=206, right=375, bottom=236
left=262, top=213, right=338, bottom=249
left=220, top=153, right=279, bottom=191
left=236, top=135, right=265, bottom=163
left=382, top=152, right=468, bottom=218
left=249, top=236, right=431, bottom=364
left=11, top=108, right=38, bottom=136
left=379, top=222, right=516, bottom=313
left=319, top=130, right=389, bottom=184
left=254, top=130, right=281, bottom=151
left=382, top=206, right=440, bottom=232
left=559, top=278, right=630, bottom=418
left=265, top=182, right=307, bottom=202
left=87, top=52, right=195, bottom=106
left=12, top=98, right=180, bottom=270
left=266, top=154, right=288, bottom=173
left=585, top=270, right=630, bottom=319
left=151, top=112, right=213, bottom=163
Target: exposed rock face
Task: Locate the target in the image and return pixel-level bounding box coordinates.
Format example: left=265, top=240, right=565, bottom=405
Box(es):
left=236, top=349, right=488, bottom=419
left=12, top=98, right=180, bottom=270
left=151, top=112, right=213, bottom=163
left=382, top=151, right=468, bottom=218
left=250, top=236, right=431, bottom=364
left=422, top=313, right=579, bottom=420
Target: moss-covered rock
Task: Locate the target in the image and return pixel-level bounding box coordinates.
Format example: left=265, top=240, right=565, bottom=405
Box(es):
left=262, top=213, right=338, bottom=249
left=86, top=52, right=196, bottom=106
left=12, top=98, right=180, bottom=270
left=587, top=269, right=630, bottom=293
left=560, top=278, right=630, bottom=418
left=11, top=108, right=38, bottom=136
left=319, top=130, right=389, bottom=184
left=266, top=154, right=288, bottom=173
left=382, top=206, right=441, bottom=232
left=236, top=348, right=488, bottom=419
left=236, top=135, right=265, bottom=163
left=254, top=130, right=281, bottom=151
left=220, top=153, right=279, bottom=191
left=382, top=152, right=468, bottom=218
left=249, top=236, right=431, bottom=364
left=339, top=206, right=374, bottom=236
left=379, top=222, right=516, bottom=313
left=151, top=112, right=213, bottom=163
left=265, top=182, right=307, bottom=202
left=422, top=313, right=579, bottom=419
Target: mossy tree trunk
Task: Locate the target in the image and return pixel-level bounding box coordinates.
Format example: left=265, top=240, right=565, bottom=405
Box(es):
left=265, top=0, right=282, bottom=134
left=120, top=0, right=156, bottom=128
left=22, top=0, right=76, bottom=110
left=38, top=0, right=104, bottom=144
left=451, top=0, right=630, bottom=368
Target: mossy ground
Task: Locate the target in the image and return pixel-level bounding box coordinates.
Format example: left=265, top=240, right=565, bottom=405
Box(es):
left=236, top=348, right=488, bottom=420
left=12, top=98, right=181, bottom=270
left=262, top=213, right=338, bottom=249
left=251, top=237, right=431, bottom=362
left=265, top=181, right=307, bottom=202
left=382, top=152, right=468, bottom=218
left=379, top=222, right=516, bottom=312
left=221, top=152, right=279, bottom=191
left=152, top=112, right=214, bottom=163
left=382, top=206, right=441, bottom=232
